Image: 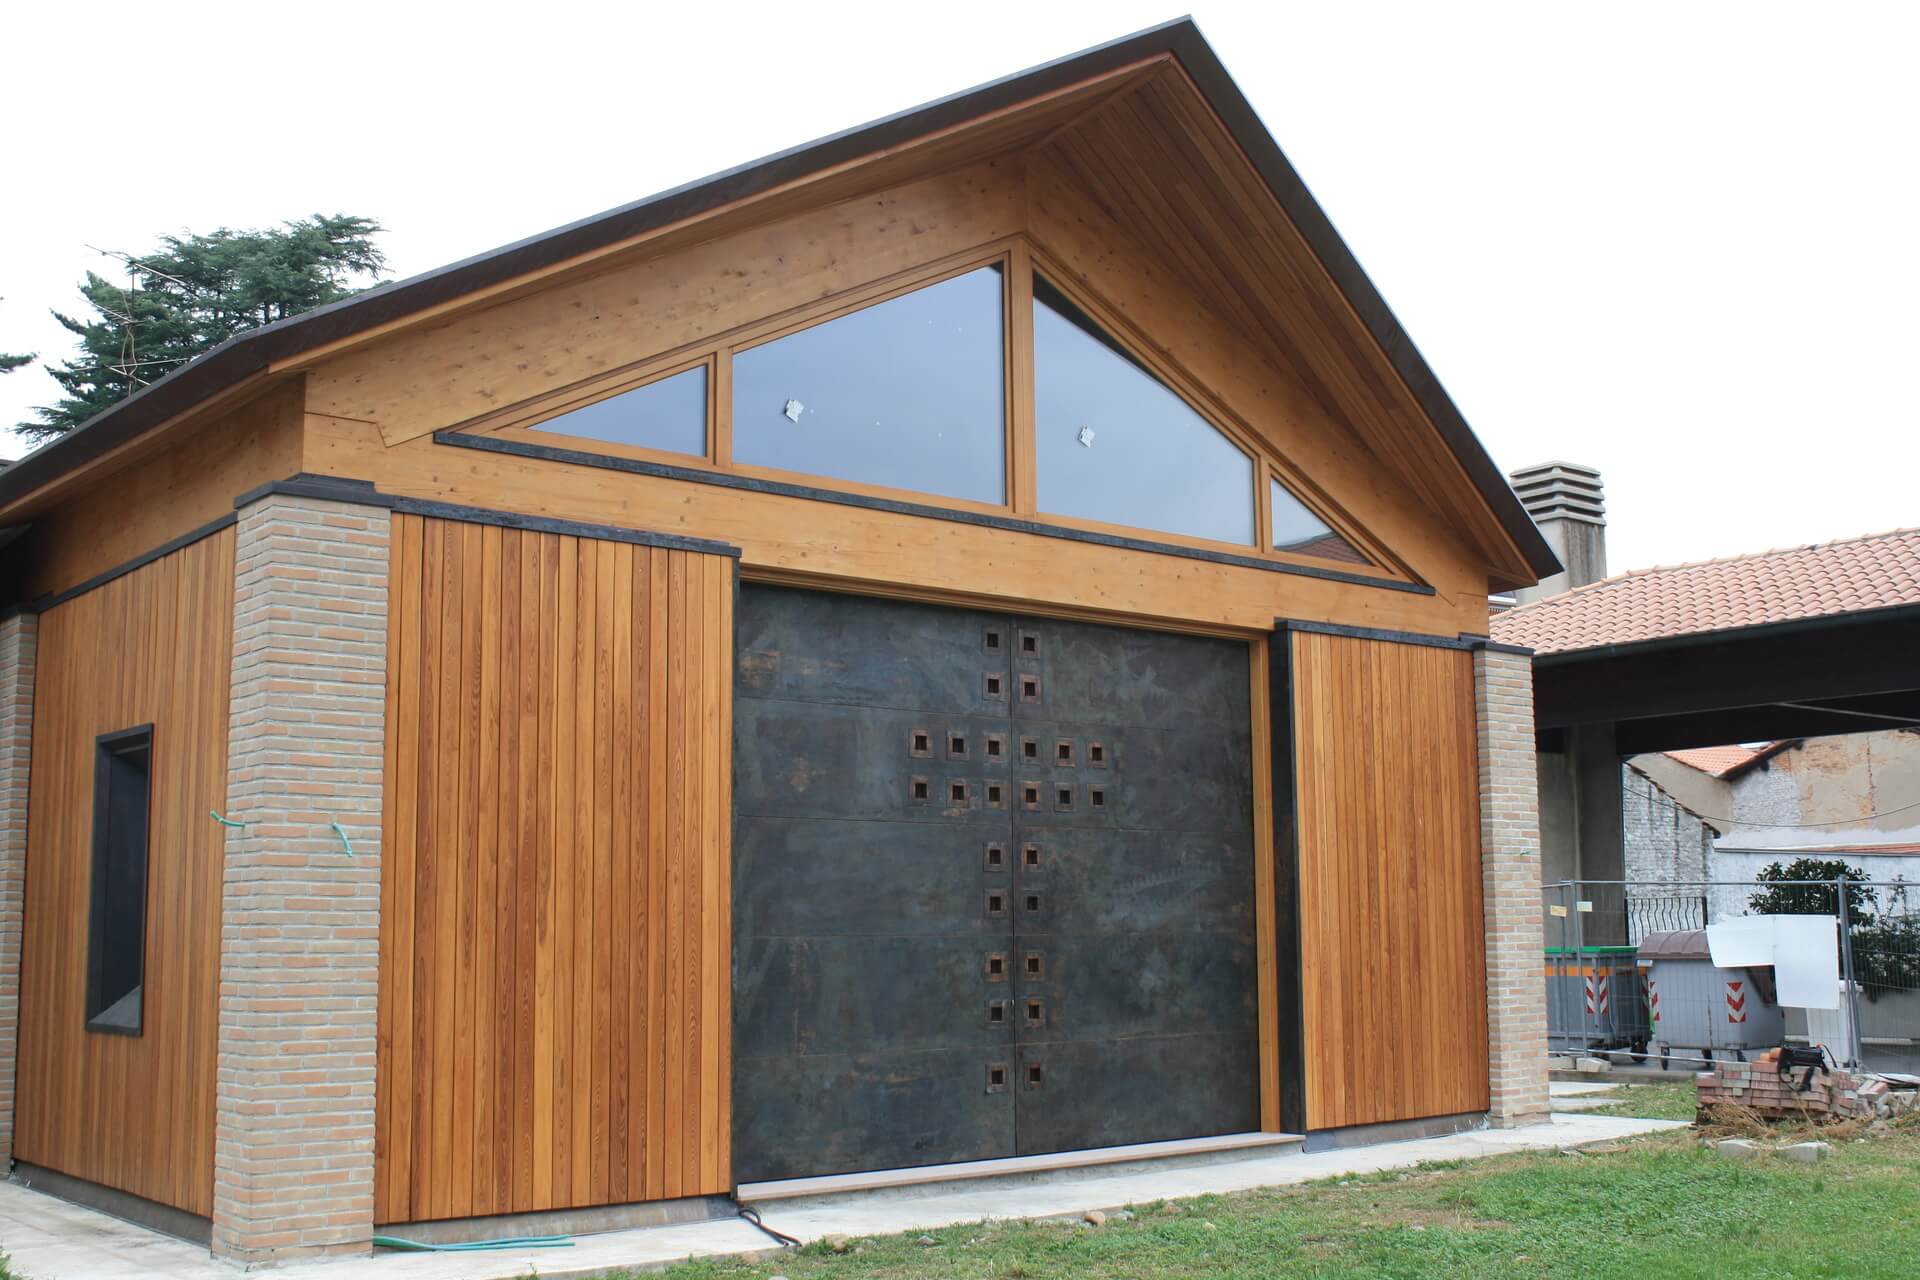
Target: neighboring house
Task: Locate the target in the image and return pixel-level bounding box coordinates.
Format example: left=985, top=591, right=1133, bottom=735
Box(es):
left=0, top=23, right=1559, bottom=1265
left=1628, top=731, right=1920, bottom=915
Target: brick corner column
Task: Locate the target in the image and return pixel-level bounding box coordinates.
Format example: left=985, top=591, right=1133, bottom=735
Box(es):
left=0, top=610, right=38, bottom=1166
left=1475, top=645, right=1551, bottom=1128
left=212, top=494, right=389, bottom=1263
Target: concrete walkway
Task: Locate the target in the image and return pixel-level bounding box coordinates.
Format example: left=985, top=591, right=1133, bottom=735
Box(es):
left=0, top=1114, right=1684, bottom=1279
left=1548, top=1080, right=1623, bottom=1112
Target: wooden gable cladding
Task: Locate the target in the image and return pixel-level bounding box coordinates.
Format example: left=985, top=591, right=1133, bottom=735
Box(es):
left=20, top=379, right=304, bottom=600
left=375, top=513, right=734, bottom=1224
left=1031, top=63, right=1535, bottom=589
left=1288, top=629, right=1490, bottom=1130
left=15, top=527, right=235, bottom=1215
left=306, top=161, right=1027, bottom=445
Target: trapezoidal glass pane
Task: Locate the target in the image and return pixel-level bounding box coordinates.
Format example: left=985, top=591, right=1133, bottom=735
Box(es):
left=731, top=266, right=1006, bottom=504
left=530, top=364, right=707, bottom=457
left=1271, top=478, right=1369, bottom=564
left=1033, top=276, right=1254, bottom=546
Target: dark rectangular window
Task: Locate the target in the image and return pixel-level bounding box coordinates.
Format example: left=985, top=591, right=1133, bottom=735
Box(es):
left=87, top=725, right=153, bottom=1035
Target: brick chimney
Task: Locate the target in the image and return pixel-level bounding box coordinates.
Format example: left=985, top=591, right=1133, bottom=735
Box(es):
left=1509, top=462, right=1605, bottom=603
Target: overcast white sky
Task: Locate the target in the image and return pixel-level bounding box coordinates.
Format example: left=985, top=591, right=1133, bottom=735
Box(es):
left=3, top=1, right=1914, bottom=575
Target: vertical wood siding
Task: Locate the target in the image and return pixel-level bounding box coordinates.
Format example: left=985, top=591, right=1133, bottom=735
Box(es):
left=375, top=514, right=732, bottom=1224
left=15, top=528, right=235, bottom=1214
left=1290, top=630, right=1490, bottom=1130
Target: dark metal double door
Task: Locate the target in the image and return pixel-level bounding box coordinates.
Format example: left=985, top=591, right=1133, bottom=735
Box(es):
left=732, top=586, right=1258, bottom=1184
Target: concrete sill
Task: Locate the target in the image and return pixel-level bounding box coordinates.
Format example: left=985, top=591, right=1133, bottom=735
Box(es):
left=738, top=1131, right=1307, bottom=1205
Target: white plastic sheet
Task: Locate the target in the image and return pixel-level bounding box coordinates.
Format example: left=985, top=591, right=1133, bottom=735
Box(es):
left=1705, top=914, right=1841, bottom=1010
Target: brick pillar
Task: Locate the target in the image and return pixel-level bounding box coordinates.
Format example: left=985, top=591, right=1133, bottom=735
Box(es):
left=1475, top=645, right=1551, bottom=1128
left=0, top=612, right=37, bottom=1165
left=212, top=494, right=389, bottom=1262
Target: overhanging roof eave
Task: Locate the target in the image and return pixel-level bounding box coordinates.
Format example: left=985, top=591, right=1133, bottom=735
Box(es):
left=0, top=17, right=1556, bottom=583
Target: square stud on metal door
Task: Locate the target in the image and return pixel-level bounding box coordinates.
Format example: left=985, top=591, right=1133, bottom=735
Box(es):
left=1054, top=739, right=1075, bottom=767
left=986, top=1062, right=1009, bottom=1094
left=1087, top=740, right=1108, bottom=768
left=1022, top=842, right=1042, bottom=869
left=1025, top=950, right=1045, bottom=980
left=910, top=776, right=930, bottom=805
left=983, top=672, right=1006, bottom=701
left=1019, top=737, right=1041, bottom=767
left=984, top=952, right=1007, bottom=981
left=910, top=728, right=932, bottom=759
left=984, top=780, right=1006, bottom=809
left=985, top=891, right=1007, bottom=919
left=1021, top=782, right=1042, bottom=812
left=948, top=779, right=972, bottom=808
left=986, top=999, right=1009, bottom=1028
left=983, top=842, right=1006, bottom=871
left=1024, top=1062, right=1044, bottom=1090
left=1018, top=629, right=1040, bottom=659
left=984, top=732, right=1007, bottom=762
left=1024, top=998, right=1045, bottom=1028
left=1019, top=674, right=1041, bottom=704
left=982, top=626, right=1004, bottom=655
left=1054, top=785, right=1075, bottom=813
left=947, top=731, right=969, bottom=760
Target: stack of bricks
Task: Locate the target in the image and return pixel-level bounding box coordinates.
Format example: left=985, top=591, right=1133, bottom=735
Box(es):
left=1696, top=1058, right=1916, bottom=1121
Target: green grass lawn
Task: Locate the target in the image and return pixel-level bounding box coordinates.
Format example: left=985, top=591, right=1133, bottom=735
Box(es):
left=658, top=1121, right=1920, bottom=1279
left=1583, top=1079, right=1702, bottom=1121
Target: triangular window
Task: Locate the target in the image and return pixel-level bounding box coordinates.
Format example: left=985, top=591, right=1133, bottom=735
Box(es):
left=1033, top=275, right=1254, bottom=546
left=1271, top=479, right=1367, bottom=564
left=531, top=363, right=707, bottom=457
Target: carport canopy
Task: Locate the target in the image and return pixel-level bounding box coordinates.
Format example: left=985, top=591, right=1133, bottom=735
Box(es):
left=1490, top=528, right=1920, bottom=754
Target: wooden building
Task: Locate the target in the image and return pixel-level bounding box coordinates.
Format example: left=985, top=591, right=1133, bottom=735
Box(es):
left=0, top=21, right=1555, bottom=1261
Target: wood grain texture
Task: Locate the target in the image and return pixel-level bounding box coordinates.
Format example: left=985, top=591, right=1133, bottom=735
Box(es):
left=306, top=415, right=1490, bottom=641
left=1033, top=64, right=1534, bottom=588
left=22, top=381, right=302, bottom=599
left=375, top=514, right=733, bottom=1224
left=14, top=527, right=235, bottom=1214
left=1290, top=629, right=1490, bottom=1130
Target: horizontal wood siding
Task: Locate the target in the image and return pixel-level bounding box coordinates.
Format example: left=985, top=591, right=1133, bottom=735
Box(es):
left=375, top=513, right=732, bottom=1224
left=15, top=528, right=235, bottom=1214
left=1291, top=630, right=1489, bottom=1130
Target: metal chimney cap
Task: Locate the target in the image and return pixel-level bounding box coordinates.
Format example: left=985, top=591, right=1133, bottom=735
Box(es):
left=1510, top=462, right=1606, bottom=526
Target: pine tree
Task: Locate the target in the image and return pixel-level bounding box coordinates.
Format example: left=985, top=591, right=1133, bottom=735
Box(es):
left=1, top=294, right=30, bottom=378
left=23, top=214, right=384, bottom=442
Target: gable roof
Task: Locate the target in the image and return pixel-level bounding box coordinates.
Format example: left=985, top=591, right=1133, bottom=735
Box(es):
left=1492, top=527, right=1920, bottom=655
left=0, top=18, right=1557, bottom=585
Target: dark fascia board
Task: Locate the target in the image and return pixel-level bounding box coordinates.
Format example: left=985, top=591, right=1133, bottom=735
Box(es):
left=0, top=18, right=1559, bottom=585
left=1531, top=601, right=1920, bottom=668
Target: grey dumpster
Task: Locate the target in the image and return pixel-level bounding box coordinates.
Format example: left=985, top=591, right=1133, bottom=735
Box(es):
left=1639, top=929, right=1785, bottom=1067
left=1545, top=946, right=1649, bottom=1054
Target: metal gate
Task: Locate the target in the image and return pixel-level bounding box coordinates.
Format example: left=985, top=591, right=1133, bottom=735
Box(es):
left=731, top=586, right=1259, bottom=1183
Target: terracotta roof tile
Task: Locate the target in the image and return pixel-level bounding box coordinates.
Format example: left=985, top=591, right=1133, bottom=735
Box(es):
left=1490, top=528, right=1920, bottom=655
left=1665, top=745, right=1766, bottom=777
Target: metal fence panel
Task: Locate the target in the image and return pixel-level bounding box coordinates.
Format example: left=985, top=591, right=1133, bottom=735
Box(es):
left=1542, top=878, right=1920, bottom=1071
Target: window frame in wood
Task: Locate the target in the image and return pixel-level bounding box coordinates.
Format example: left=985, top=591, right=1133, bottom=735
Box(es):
left=457, top=234, right=1405, bottom=583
